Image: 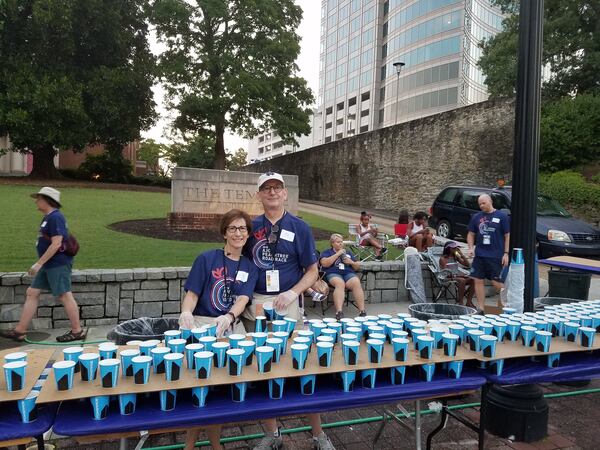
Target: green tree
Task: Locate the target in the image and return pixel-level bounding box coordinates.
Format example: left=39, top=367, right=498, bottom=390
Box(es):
left=226, top=148, right=247, bottom=171
left=0, top=0, right=156, bottom=178
left=150, top=0, right=314, bottom=170
left=138, top=139, right=168, bottom=175
left=540, top=93, right=600, bottom=172
left=478, top=0, right=600, bottom=100
left=163, top=134, right=216, bottom=170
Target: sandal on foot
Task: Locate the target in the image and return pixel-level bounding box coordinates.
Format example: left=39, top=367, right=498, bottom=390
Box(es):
left=56, top=328, right=88, bottom=343
left=0, top=329, right=26, bottom=342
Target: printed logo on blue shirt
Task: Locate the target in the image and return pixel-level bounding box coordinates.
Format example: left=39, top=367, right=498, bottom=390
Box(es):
left=251, top=227, right=290, bottom=269
left=210, top=267, right=236, bottom=313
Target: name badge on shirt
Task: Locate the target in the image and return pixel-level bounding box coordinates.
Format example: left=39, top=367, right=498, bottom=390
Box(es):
left=266, top=270, right=280, bottom=292
left=483, top=235, right=491, bottom=245
left=280, top=229, right=295, bottom=242
left=492, top=217, right=500, bottom=223
left=41, top=221, right=47, bottom=227
left=338, top=263, right=345, bottom=270
left=236, top=271, right=249, bottom=282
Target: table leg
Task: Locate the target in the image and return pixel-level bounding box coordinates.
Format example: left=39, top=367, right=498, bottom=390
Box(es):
left=119, top=437, right=127, bottom=450
left=372, top=409, right=388, bottom=448
left=415, top=399, right=422, bottom=450
left=479, top=384, right=489, bottom=450
left=36, top=435, right=45, bottom=450
left=425, top=402, right=449, bottom=450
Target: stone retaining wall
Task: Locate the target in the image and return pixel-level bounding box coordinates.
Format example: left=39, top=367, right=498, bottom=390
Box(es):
left=0, top=263, right=433, bottom=330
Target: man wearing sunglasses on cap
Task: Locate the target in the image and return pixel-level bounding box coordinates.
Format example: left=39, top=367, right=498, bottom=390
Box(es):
left=243, top=172, right=334, bottom=450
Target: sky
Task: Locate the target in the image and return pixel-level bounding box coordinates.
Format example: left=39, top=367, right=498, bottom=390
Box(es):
left=141, top=0, right=321, bottom=152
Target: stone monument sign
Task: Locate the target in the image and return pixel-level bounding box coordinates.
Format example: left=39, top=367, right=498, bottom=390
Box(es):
left=168, top=167, right=299, bottom=230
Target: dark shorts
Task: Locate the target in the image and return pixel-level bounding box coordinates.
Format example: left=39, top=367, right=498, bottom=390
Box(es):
left=31, top=264, right=72, bottom=297
left=326, top=273, right=358, bottom=284
left=470, top=257, right=504, bottom=282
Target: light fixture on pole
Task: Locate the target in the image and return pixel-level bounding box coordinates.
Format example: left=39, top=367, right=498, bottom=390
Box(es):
left=393, top=61, right=405, bottom=125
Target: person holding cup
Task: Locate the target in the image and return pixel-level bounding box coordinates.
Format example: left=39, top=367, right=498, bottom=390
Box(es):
left=319, top=234, right=367, bottom=321
left=178, top=209, right=258, bottom=450
left=243, top=172, right=334, bottom=450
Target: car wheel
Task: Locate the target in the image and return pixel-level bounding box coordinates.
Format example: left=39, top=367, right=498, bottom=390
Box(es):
left=436, top=220, right=452, bottom=239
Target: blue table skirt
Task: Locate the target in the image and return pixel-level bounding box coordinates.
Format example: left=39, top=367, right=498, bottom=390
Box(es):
left=484, top=351, right=600, bottom=384
left=0, top=402, right=57, bottom=442
left=53, top=368, right=486, bottom=436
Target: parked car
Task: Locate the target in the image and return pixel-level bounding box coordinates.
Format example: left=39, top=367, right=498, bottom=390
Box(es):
left=428, top=185, right=600, bottom=258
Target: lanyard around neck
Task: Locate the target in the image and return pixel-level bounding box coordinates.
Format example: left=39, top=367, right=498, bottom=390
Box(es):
left=222, top=250, right=242, bottom=300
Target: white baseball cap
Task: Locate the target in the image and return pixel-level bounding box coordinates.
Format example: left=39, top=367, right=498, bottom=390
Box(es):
left=257, top=172, right=285, bottom=190
left=31, top=187, right=61, bottom=207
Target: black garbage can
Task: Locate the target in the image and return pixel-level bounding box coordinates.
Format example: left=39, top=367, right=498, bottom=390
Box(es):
left=107, top=317, right=179, bottom=345
left=548, top=270, right=591, bottom=300
left=408, top=303, right=477, bottom=321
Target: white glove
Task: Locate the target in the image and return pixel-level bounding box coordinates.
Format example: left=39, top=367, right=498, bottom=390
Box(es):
left=179, top=311, right=194, bottom=329
left=214, top=314, right=233, bottom=338
left=273, top=290, right=298, bottom=312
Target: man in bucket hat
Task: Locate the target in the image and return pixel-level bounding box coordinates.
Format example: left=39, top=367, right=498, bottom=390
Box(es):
left=1, top=187, right=86, bottom=343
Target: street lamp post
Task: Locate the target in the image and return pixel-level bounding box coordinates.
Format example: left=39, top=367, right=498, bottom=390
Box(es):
left=393, top=61, right=405, bottom=125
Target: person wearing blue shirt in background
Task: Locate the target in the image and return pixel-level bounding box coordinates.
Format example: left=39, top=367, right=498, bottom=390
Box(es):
left=319, top=233, right=367, bottom=321
left=243, top=172, right=335, bottom=450
left=1, top=187, right=86, bottom=343
left=467, top=194, right=510, bottom=313
left=179, top=209, right=258, bottom=450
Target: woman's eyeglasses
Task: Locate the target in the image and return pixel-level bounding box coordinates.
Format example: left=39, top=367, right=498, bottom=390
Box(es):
left=226, top=226, right=248, bottom=234
left=268, top=224, right=279, bottom=244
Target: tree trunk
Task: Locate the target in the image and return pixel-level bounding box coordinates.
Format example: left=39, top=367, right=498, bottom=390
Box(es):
left=213, top=122, right=226, bottom=170
left=28, top=144, right=63, bottom=179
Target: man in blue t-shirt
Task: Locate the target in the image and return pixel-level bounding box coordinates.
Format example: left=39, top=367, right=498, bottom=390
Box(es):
left=1, top=187, right=85, bottom=343
left=244, top=172, right=335, bottom=450
left=467, top=194, right=510, bottom=312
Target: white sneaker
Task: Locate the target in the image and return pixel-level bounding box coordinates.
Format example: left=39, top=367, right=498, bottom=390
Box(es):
left=313, top=432, right=335, bottom=450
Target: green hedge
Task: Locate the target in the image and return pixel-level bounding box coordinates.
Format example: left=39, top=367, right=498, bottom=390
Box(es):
left=539, top=171, right=600, bottom=210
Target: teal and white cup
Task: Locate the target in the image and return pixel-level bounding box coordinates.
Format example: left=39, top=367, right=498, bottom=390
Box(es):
left=98, top=343, right=118, bottom=361
left=119, top=349, right=139, bottom=377
left=211, top=342, right=230, bottom=368
left=151, top=347, right=170, bottom=374
left=361, top=369, right=377, bottom=389
left=119, top=393, right=136, bottom=415
left=346, top=327, right=362, bottom=342
left=429, top=327, right=445, bottom=349
left=272, top=331, right=289, bottom=354
left=131, top=355, right=152, bottom=384
left=271, top=320, right=287, bottom=334
left=341, top=370, right=356, bottom=392
left=266, top=338, right=284, bottom=363
left=300, top=374, right=316, bottom=395
left=159, top=389, right=177, bottom=411
left=391, top=329, right=409, bottom=340
left=255, top=315, right=267, bottom=333
left=228, top=333, right=246, bottom=349
left=579, top=326, right=596, bottom=348
left=293, top=336, right=312, bottom=353
left=442, top=333, right=459, bottom=357
left=420, top=363, right=436, bottom=382
left=321, top=328, right=338, bottom=344
left=479, top=335, right=498, bottom=358
left=256, top=346, right=274, bottom=373
left=340, top=333, right=356, bottom=344
left=191, top=327, right=208, bottom=342
left=238, top=340, right=256, bottom=366
left=535, top=330, right=552, bottom=352
left=563, top=322, right=580, bottom=343
left=204, top=323, right=217, bottom=337
left=491, top=322, right=506, bottom=342
left=366, top=338, right=385, bottom=363
left=17, top=390, right=39, bottom=423
left=316, top=336, right=334, bottom=346
left=317, top=342, right=334, bottom=367
left=192, top=386, right=209, bottom=407
left=250, top=332, right=268, bottom=347
left=269, top=378, right=285, bottom=399
left=180, top=328, right=192, bottom=344
left=447, top=324, right=465, bottom=345
left=164, top=353, right=184, bottom=381
left=167, top=338, right=187, bottom=354
left=328, top=322, right=342, bottom=342
left=194, top=351, right=213, bottom=379
left=392, top=337, right=409, bottom=362
left=231, top=382, right=247, bottom=402
left=5, top=352, right=27, bottom=363
left=79, top=352, right=100, bottom=382
left=411, top=329, right=428, bottom=350
left=32, top=379, right=45, bottom=391
left=273, top=308, right=287, bottom=321
left=263, top=302, right=274, bottom=321
left=163, top=329, right=182, bottom=345
left=503, top=307, right=517, bottom=315
left=547, top=353, right=561, bottom=368
left=447, top=360, right=463, bottom=379
left=185, top=343, right=204, bottom=370
left=416, top=335, right=434, bottom=360
left=90, top=395, right=110, bottom=420
left=291, top=343, right=309, bottom=370
left=297, top=329, right=315, bottom=344
left=198, top=336, right=217, bottom=353
left=139, top=340, right=159, bottom=356
left=520, top=325, right=537, bottom=347
left=479, top=322, right=493, bottom=335
left=489, top=359, right=504, bottom=376
left=52, top=360, right=74, bottom=391
left=504, top=321, right=521, bottom=341
left=390, top=366, right=406, bottom=385
left=342, top=340, right=360, bottom=366
left=227, top=349, right=245, bottom=376
left=467, top=329, right=484, bottom=352
left=311, top=322, right=327, bottom=339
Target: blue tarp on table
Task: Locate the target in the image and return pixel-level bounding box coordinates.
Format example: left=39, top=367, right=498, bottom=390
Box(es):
left=0, top=402, right=57, bottom=442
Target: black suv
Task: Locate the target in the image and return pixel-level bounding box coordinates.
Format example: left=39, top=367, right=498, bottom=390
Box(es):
left=428, top=186, right=600, bottom=258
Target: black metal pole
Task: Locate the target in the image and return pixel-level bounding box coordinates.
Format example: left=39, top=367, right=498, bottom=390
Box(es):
left=510, top=0, right=544, bottom=312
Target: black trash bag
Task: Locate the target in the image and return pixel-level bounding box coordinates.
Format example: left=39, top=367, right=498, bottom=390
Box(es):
left=107, top=317, right=180, bottom=345
left=408, top=303, right=477, bottom=321
left=534, top=297, right=582, bottom=311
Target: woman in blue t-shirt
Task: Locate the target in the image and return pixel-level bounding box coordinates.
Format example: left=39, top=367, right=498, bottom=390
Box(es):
left=179, top=209, right=258, bottom=450
left=319, top=233, right=367, bottom=320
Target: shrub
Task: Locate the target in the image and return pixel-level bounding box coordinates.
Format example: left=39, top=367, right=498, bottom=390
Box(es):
left=78, top=153, right=133, bottom=183
left=538, top=171, right=600, bottom=210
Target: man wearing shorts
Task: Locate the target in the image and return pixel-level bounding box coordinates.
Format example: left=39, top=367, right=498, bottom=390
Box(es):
left=1, top=187, right=86, bottom=343
left=243, top=172, right=334, bottom=450
left=467, top=194, right=510, bottom=313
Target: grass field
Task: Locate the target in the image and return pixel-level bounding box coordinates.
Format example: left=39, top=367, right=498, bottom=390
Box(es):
left=0, top=185, right=359, bottom=272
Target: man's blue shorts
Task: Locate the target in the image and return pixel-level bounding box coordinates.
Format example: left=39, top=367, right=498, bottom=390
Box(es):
left=326, top=273, right=358, bottom=284
left=470, top=257, right=504, bottom=282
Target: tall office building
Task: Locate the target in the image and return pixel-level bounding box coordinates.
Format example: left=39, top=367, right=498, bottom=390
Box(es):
left=316, top=0, right=504, bottom=144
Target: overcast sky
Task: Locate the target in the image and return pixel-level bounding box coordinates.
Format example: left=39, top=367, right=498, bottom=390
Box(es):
left=141, top=0, right=321, bottom=151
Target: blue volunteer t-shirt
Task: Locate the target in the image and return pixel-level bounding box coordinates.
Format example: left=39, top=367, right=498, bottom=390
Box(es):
left=468, top=210, right=510, bottom=259
left=245, top=212, right=318, bottom=295
left=184, top=249, right=258, bottom=317
left=36, top=209, right=73, bottom=269
left=320, top=248, right=357, bottom=277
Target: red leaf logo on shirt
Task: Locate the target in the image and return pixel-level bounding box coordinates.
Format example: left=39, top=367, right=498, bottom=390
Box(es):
left=254, top=228, right=267, bottom=240
left=212, top=267, right=225, bottom=280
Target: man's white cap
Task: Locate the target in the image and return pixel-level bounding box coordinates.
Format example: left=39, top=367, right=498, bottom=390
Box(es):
left=257, top=172, right=285, bottom=190
left=31, top=187, right=61, bottom=207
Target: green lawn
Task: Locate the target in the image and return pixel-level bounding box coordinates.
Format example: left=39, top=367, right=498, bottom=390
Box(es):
left=0, top=185, right=359, bottom=272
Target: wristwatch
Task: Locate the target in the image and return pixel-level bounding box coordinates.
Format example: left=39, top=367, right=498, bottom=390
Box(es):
left=227, top=311, right=237, bottom=322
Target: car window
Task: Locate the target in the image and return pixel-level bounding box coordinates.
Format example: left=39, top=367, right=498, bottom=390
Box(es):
left=437, top=188, right=458, bottom=204
left=491, top=193, right=510, bottom=210
left=537, top=195, right=571, bottom=217
left=457, top=190, right=483, bottom=210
